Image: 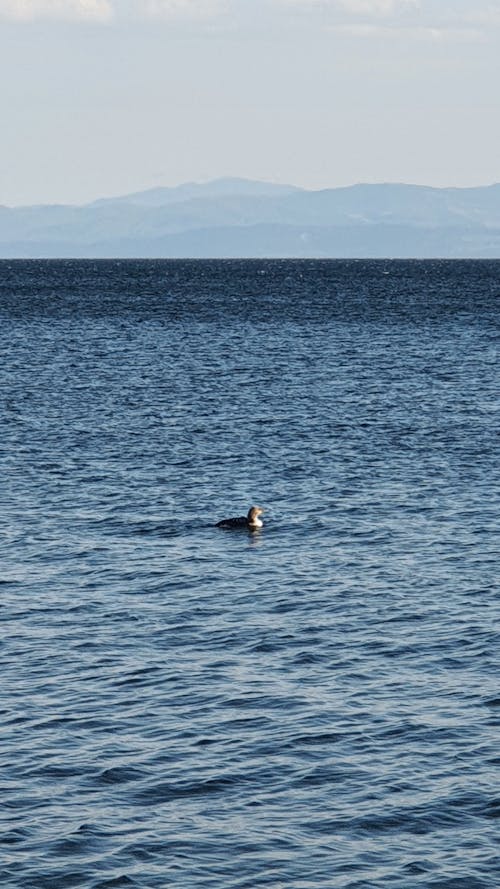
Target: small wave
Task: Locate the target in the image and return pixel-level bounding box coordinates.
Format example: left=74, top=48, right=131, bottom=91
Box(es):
left=130, top=774, right=246, bottom=806
left=95, top=766, right=148, bottom=786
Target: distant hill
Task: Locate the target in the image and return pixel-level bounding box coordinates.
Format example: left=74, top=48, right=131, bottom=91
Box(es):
left=88, top=177, right=302, bottom=208
left=2, top=178, right=500, bottom=257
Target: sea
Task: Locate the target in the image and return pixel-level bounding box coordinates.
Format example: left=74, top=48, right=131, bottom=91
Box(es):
left=0, top=259, right=499, bottom=889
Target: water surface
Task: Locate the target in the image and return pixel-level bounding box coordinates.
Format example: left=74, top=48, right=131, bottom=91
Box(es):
left=1, top=259, right=498, bottom=888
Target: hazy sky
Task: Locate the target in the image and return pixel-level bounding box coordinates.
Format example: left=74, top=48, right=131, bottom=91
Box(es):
left=1, top=0, right=499, bottom=205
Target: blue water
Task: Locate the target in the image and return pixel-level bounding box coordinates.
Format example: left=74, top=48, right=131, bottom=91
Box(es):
left=0, top=259, right=499, bottom=889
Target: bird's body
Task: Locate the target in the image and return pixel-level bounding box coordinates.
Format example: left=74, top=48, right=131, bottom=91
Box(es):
left=216, top=506, right=264, bottom=530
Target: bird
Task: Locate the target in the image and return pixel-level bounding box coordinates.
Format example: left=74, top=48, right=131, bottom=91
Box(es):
left=216, top=505, right=264, bottom=530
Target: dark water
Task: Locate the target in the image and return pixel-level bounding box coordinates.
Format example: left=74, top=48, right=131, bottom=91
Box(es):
left=1, top=259, right=499, bottom=889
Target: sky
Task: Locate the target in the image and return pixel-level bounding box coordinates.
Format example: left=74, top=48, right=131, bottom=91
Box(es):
left=1, top=0, right=500, bottom=206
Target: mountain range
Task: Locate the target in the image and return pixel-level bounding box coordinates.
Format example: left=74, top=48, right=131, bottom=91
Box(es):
left=2, top=178, right=500, bottom=258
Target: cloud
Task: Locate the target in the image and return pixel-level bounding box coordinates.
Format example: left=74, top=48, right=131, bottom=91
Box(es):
left=142, top=0, right=227, bottom=17
left=461, top=6, right=500, bottom=28
left=1, top=0, right=498, bottom=34
left=332, top=22, right=485, bottom=41
left=337, top=0, right=418, bottom=13
left=273, top=0, right=499, bottom=41
left=0, top=0, right=228, bottom=22
left=276, top=0, right=418, bottom=11
left=0, top=0, right=113, bottom=21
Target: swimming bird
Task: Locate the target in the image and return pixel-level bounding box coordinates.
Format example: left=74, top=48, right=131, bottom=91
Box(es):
left=216, top=506, right=264, bottom=530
